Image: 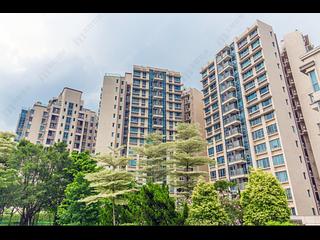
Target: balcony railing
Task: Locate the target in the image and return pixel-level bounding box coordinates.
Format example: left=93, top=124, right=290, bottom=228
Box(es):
left=223, top=103, right=238, bottom=114
left=225, top=127, right=241, bottom=137
left=220, top=81, right=235, bottom=92
left=224, top=115, right=240, bottom=125
left=222, top=92, right=237, bottom=103
left=229, top=167, right=248, bottom=177
left=228, top=153, right=245, bottom=163
left=226, top=140, right=243, bottom=150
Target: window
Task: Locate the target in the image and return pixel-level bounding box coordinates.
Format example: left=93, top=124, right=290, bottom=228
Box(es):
left=309, top=70, right=320, bottom=92
left=269, top=138, right=281, bottom=150
left=257, top=73, right=267, bottom=83
left=246, top=92, right=257, bottom=102
left=261, top=98, right=272, bottom=107
left=250, top=117, right=262, bottom=126
left=211, top=171, right=217, bottom=179
left=208, top=147, right=214, bottom=156
left=244, top=80, right=255, bottom=90
left=251, top=39, right=260, bottom=49
left=256, top=157, right=270, bottom=169
left=254, top=143, right=267, bottom=154
left=252, top=128, right=264, bottom=140
left=259, top=85, right=269, bottom=95
left=291, top=207, right=296, bottom=216
left=239, top=48, right=249, bottom=58
left=267, top=123, right=278, bottom=135
left=264, top=111, right=275, bottom=121
left=216, top=144, right=223, bottom=153
left=272, top=154, right=285, bottom=166
left=253, top=50, right=262, bottom=61
left=285, top=188, right=292, bottom=200
left=275, top=171, right=288, bottom=183
left=218, top=168, right=226, bottom=178
left=248, top=104, right=260, bottom=114
left=128, top=159, right=137, bottom=167
left=255, top=61, right=265, bottom=72
left=129, top=138, right=138, bottom=144
left=241, top=58, right=251, bottom=69
left=130, top=127, right=138, bottom=133
left=243, top=69, right=253, bottom=80
left=217, top=156, right=225, bottom=165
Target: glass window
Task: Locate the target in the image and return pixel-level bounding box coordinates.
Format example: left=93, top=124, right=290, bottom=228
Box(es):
left=248, top=104, right=260, bottom=114
left=218, top=168, right=226, bottom=177
left=244, top=80, right=255, bottom=90
left=262, top=98, right=272, bottom=107
left=243, top=69, right=253, bottom=80
left=241, top=58, right=251, bottom=69
left=129, top=138, right=138, bottom=144
left=254, top=143, right=267, bottom=154
left=130, top=127, right=138, bottom=133
left=259, top=85, right=269, bottom=95
left=272, top=154, right=285, bottom=166
left=251, top=39, right=260, bottom=50
left=264, top=111, right=275, bottom=121
left=252, top=128, right=264, bottom=140
left=255, top=61, right=265, bottom=72
left=256, top=157, right=270, bottom=169
left=208, top=147, right=214, bottom=156
left=210, top=171, right=217, bottom=179
left=275, top=171, right=288, bottom=183
left=285, top=188, right=292, bottom=200
left=217, top=156, right=225, bottom=165
left=257, top=73, right=267, bottom=83
left=253, top=50, right=262, bottom=61
left=239, top=48, right=249, bottom=58
left=309, top=70, right=320, bottom=92
left=128, top=159, right=137, bottom=167
left=267, top=123, right=278, bottom=135
left=269, top=138, right=281, bottom=150
left=246, top=92, right=257, bottom=102
left=216, top=144, right=223, bottom=153
left=250, top=117, right=262, bottom=126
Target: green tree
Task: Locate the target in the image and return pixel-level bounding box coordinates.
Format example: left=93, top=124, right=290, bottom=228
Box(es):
left=126, top=183, right=180, bottom=225
left=214, top=180, right=243, bottom=225
left=135, top=133, right=169, bottom=184
left=0, top=132, right=16, bottom=167
left=167, top=123, right=212, bottom=201
left=186, top=179, right=231, bottom=225
left=42, top=142, right=72, bottom=225
left=57, top=151, right=100, bottom=225
left=240, top=168, right=291, bottom=225
left=80, top=147, right=136, bottom=226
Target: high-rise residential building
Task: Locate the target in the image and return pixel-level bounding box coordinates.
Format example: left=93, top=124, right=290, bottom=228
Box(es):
left=95, top=73, right=132, bottom=155
left=126, top=65, right=183, bottom=171
left=281, top=31, right=320, bottom=212
left=15, top=108, right=29, bottom=141
left=200, top=20, right=318, bottom=216
left=15, top=87, right=98, bottom=153
left=182, top=87, right=209, bottom=179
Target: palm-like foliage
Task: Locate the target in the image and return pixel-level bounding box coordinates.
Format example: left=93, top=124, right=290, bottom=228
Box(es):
left=80, top=146, right=136, bottom=225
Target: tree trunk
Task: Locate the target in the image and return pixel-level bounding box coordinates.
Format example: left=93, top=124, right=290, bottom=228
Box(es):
left=112, top=199, right=116, bottom=226
left=8, top=208, right=15, bottom=226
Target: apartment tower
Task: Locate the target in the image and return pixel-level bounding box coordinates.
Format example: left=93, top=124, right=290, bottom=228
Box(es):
left=126, top=65, right=183, bottom=171
left=200, top=20, right=318, bottom=216
left=15, top=87, right=97, bottom=153
left=95, top=73, right=132, bottom=155
left=281, top=31, right=320, bottom=213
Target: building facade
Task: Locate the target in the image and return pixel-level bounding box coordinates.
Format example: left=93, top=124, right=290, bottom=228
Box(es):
left=95, top=73, right=132, bottom=155
left=126, top=65, right=183, bottom=171
left=15, top=87, right=97, bottom=153
left=281, top=31, right=320, bottom=213
left=200, top=20, right=318, bottom=216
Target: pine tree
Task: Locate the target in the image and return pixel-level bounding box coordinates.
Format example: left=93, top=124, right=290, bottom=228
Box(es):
left=167, top=123, right=213, bottom=201
left=240, top=168, right=291, bottom=225
left=80, top=147, right=137, bottom=226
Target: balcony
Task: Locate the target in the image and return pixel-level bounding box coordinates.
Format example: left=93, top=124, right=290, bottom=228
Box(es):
left=227, top=154, right=246, bottom=164
left=225, top=127, right=242, bottom=139
left=220, top=81, right=236, bottom=94
left=224, top=115, right=240, bottom=127
left=223, top=103, right=239, bottom=115
left=229, top=167, right=248, bottom=178
left=153, top=111, right=163, bottom=117
left=226, top=140, right=244, bottom=151
left=218, top=61, right=233, bottom=74
left=218, top=71, right=234, bottom=84
left=222, top=92, right=237, bottom=105
left=217, top=51, right=231, bottom=63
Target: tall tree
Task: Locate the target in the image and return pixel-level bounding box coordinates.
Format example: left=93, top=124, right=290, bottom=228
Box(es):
left=126, top=183, right=180, bottom=225
left=80, top=147, right=136, bottom=226
left=134, top=133, right=169, bottom=184
left=240, top=168, right=291, bottom=225
left=42, top=142, right=72, bottom=225
left=167, top=123, right=212, bottom=201
left=57, top=151, right=100, bottom=225
left=186, top=178, right=231, bottom=225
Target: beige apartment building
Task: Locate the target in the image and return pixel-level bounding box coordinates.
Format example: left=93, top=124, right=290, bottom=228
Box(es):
left=200, top=20, right=318, bottom=216
left=182, top=87, right=209, bottom=179
left=281, top=31, right=320, bottom=212
left=95, top=73, right=132, bottom=155
left=16, top=87, right=98, bottom=153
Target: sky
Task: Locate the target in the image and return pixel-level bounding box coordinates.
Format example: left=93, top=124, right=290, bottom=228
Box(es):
left=0, top=13, right=319, bottom=132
